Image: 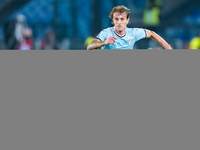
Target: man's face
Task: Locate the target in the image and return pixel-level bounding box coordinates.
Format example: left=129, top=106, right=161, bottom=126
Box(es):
left=113, top=12, right=129, bottom=33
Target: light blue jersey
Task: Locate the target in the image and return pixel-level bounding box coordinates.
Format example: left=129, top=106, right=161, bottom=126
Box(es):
left=96, top=27, right=146, bottom=49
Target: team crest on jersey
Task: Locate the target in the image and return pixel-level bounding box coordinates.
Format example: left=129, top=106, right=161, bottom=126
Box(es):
left=127, top=39, right=133, bottom=45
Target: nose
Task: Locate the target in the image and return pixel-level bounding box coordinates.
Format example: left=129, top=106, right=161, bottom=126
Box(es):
left=118, top=20, right=122, bottom=24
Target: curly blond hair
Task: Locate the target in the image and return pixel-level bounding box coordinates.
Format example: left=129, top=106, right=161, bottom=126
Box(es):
left=109, top=5, right=130, bottom=19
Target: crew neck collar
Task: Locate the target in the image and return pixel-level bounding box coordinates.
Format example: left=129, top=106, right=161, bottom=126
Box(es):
left=114, top=27, right=127, bottom=38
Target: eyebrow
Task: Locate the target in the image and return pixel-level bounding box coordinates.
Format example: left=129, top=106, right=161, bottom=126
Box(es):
left=114, top=17, right=125, bottom=19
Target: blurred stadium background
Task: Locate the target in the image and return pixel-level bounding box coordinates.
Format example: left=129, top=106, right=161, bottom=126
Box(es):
left=0, top=0, right=199, bottom=50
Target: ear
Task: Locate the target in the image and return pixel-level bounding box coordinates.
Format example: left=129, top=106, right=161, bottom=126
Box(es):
left=112, top=19, right=114, bottom=25
left=127, top=18, right=130, bottom=24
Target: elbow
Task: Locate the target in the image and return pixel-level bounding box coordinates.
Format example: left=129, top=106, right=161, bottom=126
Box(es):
left=150, top=31, right=156, bottom=37
left=146, top=29, right=156, bottom=38
left=87, top=45, right=92, bottom=50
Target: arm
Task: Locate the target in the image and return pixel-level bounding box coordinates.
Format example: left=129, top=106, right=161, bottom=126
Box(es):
left=87, top=38, right=105, bottom=50
left=145, top=29, right=172, bottom=49
left=87, top=36, right=117, bottom=50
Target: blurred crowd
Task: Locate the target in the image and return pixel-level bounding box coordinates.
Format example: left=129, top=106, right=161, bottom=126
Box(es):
left=3, top=14, right=58, bottom=50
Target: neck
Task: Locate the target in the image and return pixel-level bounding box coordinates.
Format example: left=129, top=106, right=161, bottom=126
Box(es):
left=114, top=27, right=126, bottom=36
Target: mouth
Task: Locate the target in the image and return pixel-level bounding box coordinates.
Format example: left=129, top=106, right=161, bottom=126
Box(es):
left=118, top=25, right=122, bottom=28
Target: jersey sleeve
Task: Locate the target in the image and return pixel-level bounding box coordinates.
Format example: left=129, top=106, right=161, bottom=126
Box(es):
left=133, top=28, right=146, bottom=41
left=96, top=29, right=108, bottom=41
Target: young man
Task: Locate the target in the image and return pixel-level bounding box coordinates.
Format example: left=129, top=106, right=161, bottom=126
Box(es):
left=87, top=5, right=172, bottom=50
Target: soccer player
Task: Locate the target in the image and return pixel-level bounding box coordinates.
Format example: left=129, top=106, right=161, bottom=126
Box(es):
left=87, top=5, right=172, bottom=50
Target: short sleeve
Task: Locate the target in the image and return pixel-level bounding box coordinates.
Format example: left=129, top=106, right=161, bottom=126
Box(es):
left=96, top=29, right=108, bottom=41
left=133, top=28, right=146, bottom=41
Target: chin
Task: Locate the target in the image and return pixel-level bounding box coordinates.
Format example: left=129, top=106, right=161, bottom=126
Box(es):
left=116, top=28, right=121, bottom=31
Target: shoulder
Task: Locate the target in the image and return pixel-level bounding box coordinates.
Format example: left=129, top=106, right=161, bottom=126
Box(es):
left=101, top=27, right=114, bottom=33
left=99, top=27, right=114, bottom=36
left=96, top=27, right=114, bottom=40
left=127, top=27, right=147, bottom=40
left=127, top=27, right=146, bottom=33
left=127, top=27, right=146, bottom=32
left=131, top=28, right=146, bottom=32
left=133, top=28, right=147, bottom=37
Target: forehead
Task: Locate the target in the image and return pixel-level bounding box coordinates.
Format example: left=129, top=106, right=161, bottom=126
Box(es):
left=113, top=12, right=127, bottom=18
